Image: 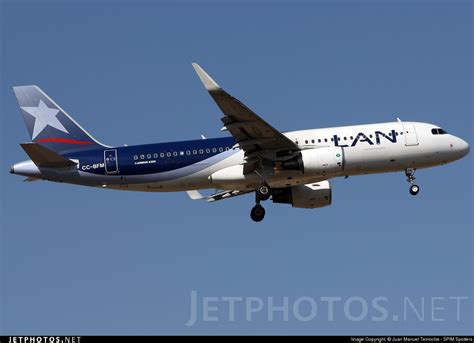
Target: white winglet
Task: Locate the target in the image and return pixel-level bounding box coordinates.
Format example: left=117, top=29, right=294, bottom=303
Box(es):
left=186, top=190, right=205, bottom=200
left=192, top=63, right=221, bottom=91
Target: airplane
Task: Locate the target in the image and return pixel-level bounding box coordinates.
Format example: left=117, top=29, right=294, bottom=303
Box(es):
left=10, top=63, right=470, bottom=222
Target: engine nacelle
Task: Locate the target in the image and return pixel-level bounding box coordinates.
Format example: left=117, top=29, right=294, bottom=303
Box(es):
left=272, top=181, right=332, bottom=209
left=279, top=147, right=344, bottom=177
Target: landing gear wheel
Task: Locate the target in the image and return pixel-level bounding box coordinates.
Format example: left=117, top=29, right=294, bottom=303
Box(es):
left=405, top=168, right=420, bottom=196
left=256, top=184, right=271, bottom=201
left=409, top=184, right=420, bottom=196
left=250, top=204, right=266, bottom=222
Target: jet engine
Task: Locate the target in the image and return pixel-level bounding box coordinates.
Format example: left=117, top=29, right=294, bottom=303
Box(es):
left=277, top=147, right=344, bottom=177
left=272, top=181, right=332, bottom=209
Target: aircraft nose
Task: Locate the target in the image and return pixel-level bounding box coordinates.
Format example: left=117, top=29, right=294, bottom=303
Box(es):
left=457, top=138, right=470, bottom=158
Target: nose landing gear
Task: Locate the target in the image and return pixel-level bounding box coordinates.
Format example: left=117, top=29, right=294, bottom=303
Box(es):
left=405, top=168, right=420, bottom=196
left=409, top=184, right=420, bottom=196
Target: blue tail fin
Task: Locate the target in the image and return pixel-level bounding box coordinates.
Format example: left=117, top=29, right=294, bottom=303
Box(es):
left=13, top=85, right=108, bottom=154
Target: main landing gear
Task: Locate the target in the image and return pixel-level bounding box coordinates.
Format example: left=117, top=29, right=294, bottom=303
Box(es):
left=405, top=168, right=420, bottom=196
left=250, top=183, right=271, bottom=222
left=256, top=184, right=271, bottom=201
left=250, top=204, right=266, bottom=222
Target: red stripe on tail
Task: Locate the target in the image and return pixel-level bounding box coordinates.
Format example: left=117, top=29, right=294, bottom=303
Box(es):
left=35, top=138, right=95, bottom=145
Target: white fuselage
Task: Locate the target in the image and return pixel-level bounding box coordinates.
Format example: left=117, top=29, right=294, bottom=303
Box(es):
left=11, top=120, right=469, bottom=192
left=108, top=120, right=469, bottom=192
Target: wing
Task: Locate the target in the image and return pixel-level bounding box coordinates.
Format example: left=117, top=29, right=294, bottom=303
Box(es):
left=192, top=63, right=298, bottom=172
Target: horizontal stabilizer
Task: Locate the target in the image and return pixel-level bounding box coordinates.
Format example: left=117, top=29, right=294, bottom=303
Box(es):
left=20, top=143, right=77, bottom=168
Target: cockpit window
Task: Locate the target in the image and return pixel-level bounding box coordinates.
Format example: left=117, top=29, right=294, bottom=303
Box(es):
left=431, top=128, right=448, bottom=135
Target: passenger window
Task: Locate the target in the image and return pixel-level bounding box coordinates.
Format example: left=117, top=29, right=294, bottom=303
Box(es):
left=225, top=147, right=230, bottom=151
left=218, top=147, right=223, bottom=152
left=146, top=154, right=151, bottom=159
left=160, top=153, right=165, bottom=158
left=318, top=139, right=321, bottom=143
left=186, top=150, right=191, bottom=155
left=180, top=151, right=184, bottom=156
left=173, top=152, right=178, bottom=157
left=199, top=149, right=204, bottom=154
left=140, top=154, right=145, bottom=160
left=133, top=155, right=138, bottom=160
left=166, top=152, right=171, bottom=157
left=193, top=150, right=197, bottom=155
left=153, top=153, right=158, bottom=158
left=212, top=148, right=217, bottom=153
left=205, top=148, right=210, bottom=153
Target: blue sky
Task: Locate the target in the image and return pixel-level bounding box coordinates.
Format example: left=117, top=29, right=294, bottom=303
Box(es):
left=1, top=0, right=472, bottom=335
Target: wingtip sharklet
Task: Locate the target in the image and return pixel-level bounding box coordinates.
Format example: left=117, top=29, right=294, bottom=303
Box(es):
left=191, top=63, right=221, bottom=91
left=186, top=190, right=205, bottom=200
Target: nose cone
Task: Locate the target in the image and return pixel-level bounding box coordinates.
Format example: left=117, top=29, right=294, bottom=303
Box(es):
left=457, top=138, right=470, bottom=158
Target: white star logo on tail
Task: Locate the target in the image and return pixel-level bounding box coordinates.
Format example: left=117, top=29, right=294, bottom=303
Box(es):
left=21, top=100, right=69, bottom=140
